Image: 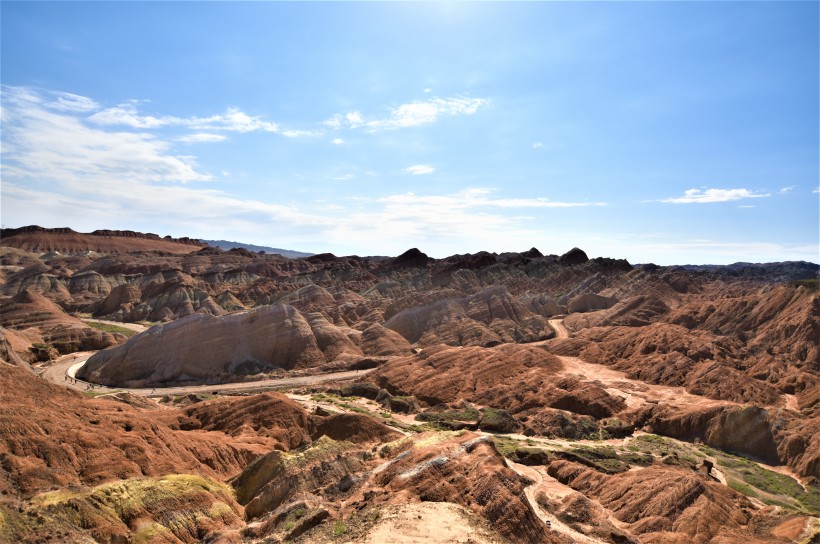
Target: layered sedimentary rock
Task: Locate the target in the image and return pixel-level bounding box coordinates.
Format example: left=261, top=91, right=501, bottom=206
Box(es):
left=384, top=285, right=554, bottom=347
left=78, top=304, right=354, bottom=387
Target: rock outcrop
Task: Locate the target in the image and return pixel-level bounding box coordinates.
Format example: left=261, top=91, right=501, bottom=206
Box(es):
left=78, top=305, right=350, bottom=387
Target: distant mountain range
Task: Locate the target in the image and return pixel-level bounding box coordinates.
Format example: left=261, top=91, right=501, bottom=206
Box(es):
left=199, top=239, right=313, bottom=258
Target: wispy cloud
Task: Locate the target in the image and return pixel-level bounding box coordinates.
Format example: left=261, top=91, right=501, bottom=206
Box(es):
left=2, top=86, right=211, bottom=185
left=90, top=102, right=282, bottom=133
left=0, top=86, right=603, bottom=259
left=46, top=91, right=100, bottom=112
left=325, top=95, right=490, bottom=132
left=406, top=164, right=435, bottom=175
left=660, top=188, right=770, bottom=204
left=629, top=239, right=820, bottom=264
left=813, top=187, right=819, bottom=194
left=331, top=138, right=345, bottom=145
left=778, top=185, right=795, bottom=194
left=532, top=142, right=543, bottom=149
left=176, top=133, right=228, bottom=143
left=380, top=188, right=606, bottom=209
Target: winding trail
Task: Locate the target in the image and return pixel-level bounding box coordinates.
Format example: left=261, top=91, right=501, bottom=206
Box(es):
left=547, top=318, right=569, bottom=339
left=505, top=459, right=606, bottom=544
left=42, top=352, right=374, bottom=397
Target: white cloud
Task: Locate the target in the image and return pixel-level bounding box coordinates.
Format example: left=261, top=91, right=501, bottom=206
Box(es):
left=813, top=187, right=819, bottom=194
left=532, top=142, right=543, bottom=149
left=89, top=101, right=282, bottom=133
left=332, top=174, right=354, bottom=181
left=628, top=239, right=820, bottom=264
left=381, top=188, right=606, bottom=209
left=778, top=185, right=795, bottom=194
left=323, top=117, right=342, bottom=129
left=406, top=164, right=435, bottom=175
left=738, top=205, right=755, bottom=208
left=331, top=138, right=345, bottom=145
left=176, top=133, right=228, bottom=143
left=345, top=111, right=364, bottom=128
left=424, top=88, right=432, bottom=93
left=326, top=96, right=491, bottom=132
left=46, top=91, right=100, bottom=112
left=2, top=87, right=210, bottom=185
left=0, top=86, right=605, bottom=260
left=660, top=188, right=770, bottom=204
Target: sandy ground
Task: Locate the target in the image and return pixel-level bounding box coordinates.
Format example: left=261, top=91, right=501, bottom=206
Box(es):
left=357, top=503, right=511, bottom=544
left=556, top=354, right=729, bottom=412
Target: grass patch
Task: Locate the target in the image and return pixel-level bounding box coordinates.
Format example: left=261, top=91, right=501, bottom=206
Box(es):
left=334, top=519, right=347, bottom=536
left=790, top=278, right=819, bottom=290
left=700, top=445, right=819, bottom=514
left=728, top=479, right=758, bottom=497
left=491, top=436, right=524, bottom=457
left=417, top=406, right=480, bottom=424
left=628, top=433, right=703, bottom=464
left=284, top=436, right=354, bottom=467
left=562, top=445, right=629, bottom=474
left=82, top=389, right=122, bottom=398
left=85, top=321, right=138, bottom=337
left=413, top=430, right=465, bottom=449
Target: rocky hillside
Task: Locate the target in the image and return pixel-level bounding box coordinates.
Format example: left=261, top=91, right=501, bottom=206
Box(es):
left=0, top=232, right=818, bottom=543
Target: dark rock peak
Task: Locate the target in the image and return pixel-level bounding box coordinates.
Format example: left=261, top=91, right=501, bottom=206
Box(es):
left=1, top=225, right=78, bottom=237
left=559, top=247, right=589, bottom=265
left=441, top=251, right=498, bottom=270
left=392, top=248, right=430, bottom=268
left=198, top=246, right=224, bottom=255
left=522, top=247, right=543, bottom=258
left=304, top=253, right=338, bottom=263
left=227, top=247, right=257, bottom=258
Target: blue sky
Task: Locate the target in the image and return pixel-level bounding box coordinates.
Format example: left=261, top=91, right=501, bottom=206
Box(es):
left=1, top=2, right=817, bottom=264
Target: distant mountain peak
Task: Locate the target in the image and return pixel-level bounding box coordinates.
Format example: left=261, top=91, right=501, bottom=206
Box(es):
left=199, top=239, right=313, bottom=259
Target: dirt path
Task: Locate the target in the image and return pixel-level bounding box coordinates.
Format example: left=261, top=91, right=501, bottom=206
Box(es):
left=81, top=319, right=150, bottom=333
left=505, top=460, right=606, bottom=544
left=42, top=353, right=374, bottom=397
left=556, top=354, right=729, bottom=412
left=548, top=318, right=569, bottom=339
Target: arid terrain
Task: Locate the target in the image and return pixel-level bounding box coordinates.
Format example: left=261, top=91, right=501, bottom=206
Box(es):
left=1, top=226, right=818, bottom=544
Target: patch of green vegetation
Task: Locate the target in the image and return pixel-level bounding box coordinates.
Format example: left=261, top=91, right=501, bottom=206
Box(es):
left=700, top=445, right=820, bottom=514
left=491, top=436, right=523, bottom=457
left=82, top=389, right=123, bottom=398
left=133, top=521, right=170, bottom=544
left=85, top=321, right=138, bottom=337
left=14, top=474, right=239, bottom=543
left=564, top=445, right=629, bottom=474
left=629, top=433, right=703, bottom=464
left=790, top=278, right=819, bottom=290
left=413, top=430, right=465, bottom=449
left=333, top=519, right=347, bottom=537
left=728, top=479, right=758, bottom=497
left=416, top=406, right=480, bottom=424
left=335, top=401, right=370, bottom=415
left=285, top=436, right=354, bottom=467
